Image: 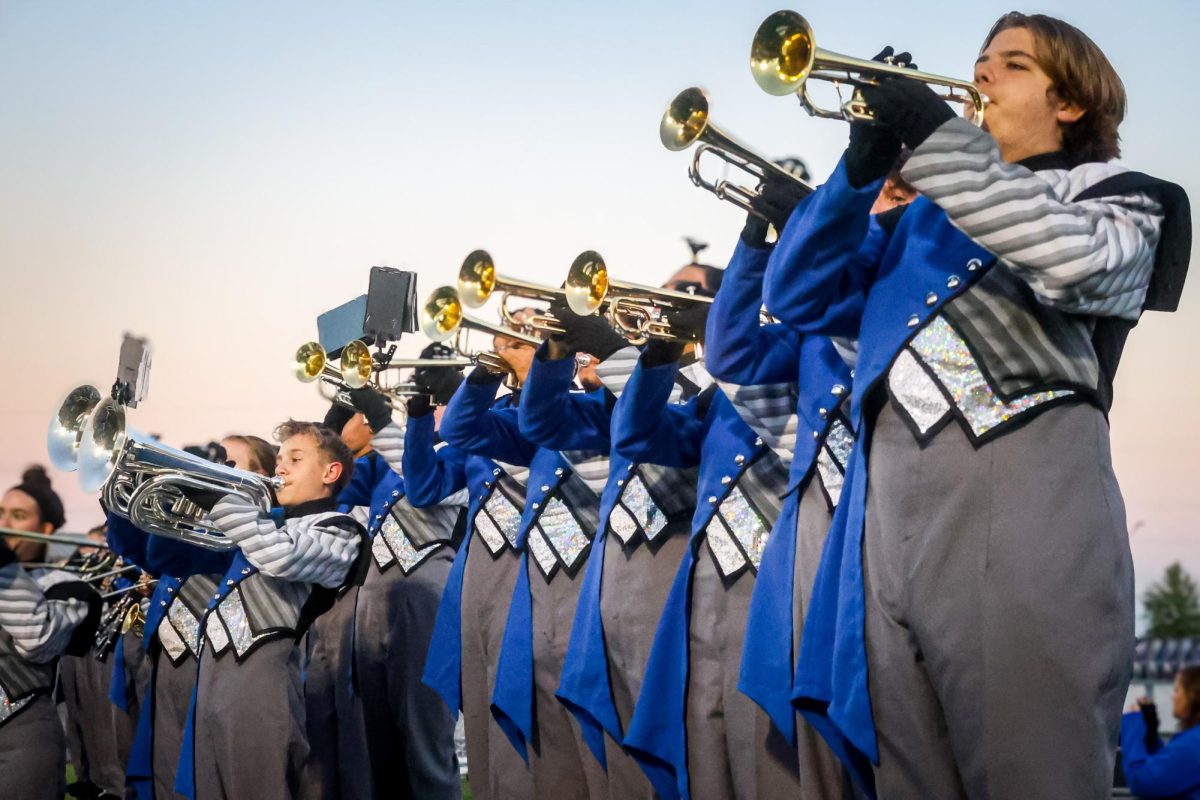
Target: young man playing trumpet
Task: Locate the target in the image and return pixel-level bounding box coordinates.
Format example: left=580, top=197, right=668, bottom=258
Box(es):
left=765, top=13, right=1189, bottom=799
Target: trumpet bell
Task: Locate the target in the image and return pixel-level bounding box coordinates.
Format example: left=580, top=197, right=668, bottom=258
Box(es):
left=294, top=341, right=327, bottom=383
left=79, top=398, right=128, bottom=493
left=750, top=10, right=817, bottom=96
left=660, top=87, right=710, bottom=151
left=420, top=286, right=464, bottom=343
left=458, top=250, right=497, bottom=309
left=339, top=340, right=373, bottom=389
left=565, top=251, right=609, bottom=316
left=48, top=384, right=102, bottom=471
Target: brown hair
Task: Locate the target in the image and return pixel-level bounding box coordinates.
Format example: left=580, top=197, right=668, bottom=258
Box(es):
left=983, top=12, right=1126, bottom=164
left=1179, top=665, right=1200, bottom=731
left=223, top=434, right=278, bottom=476
left=273, top=420, right=354, bottom=495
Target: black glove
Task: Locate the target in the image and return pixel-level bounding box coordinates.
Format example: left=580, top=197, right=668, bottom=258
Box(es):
left=322, top=402, right=354, bottom=435
left=547, top=301, right=628, bottom=362
left=641, top=339, right=686, bottom=368
left=660, top=302, right=710, bottom=342
left=1140, top=701, right=1160, bottom=749
left=413, top=364, right=464, bottom=406
left=467, top=364, right=507, bottom=385
left=406, top=394, right=433, bottom=418
left=859, top=76, right=955, bottom=151
left=748, top=170, right=810, bottom=230
left=844, top=47, right=915, bottom=188
left=345, top=386, right=392, bottom=433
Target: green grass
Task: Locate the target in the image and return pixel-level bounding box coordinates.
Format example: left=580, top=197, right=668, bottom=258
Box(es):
left=462, top=776, right=473, bottom=799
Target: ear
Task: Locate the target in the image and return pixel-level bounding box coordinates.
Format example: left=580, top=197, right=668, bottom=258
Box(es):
left=321, top=460, right=344, bottom=488
left=1055, top=98, right=1086, bottom=125
left=39, top=522, right=55, bottom=536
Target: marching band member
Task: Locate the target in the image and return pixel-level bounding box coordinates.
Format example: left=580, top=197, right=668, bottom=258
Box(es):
left=321, top=350, right=467, bottom=800
left=146, top=420, right=367, bottom=800
left=0, top=529, right=102, bottom=800
left=417, top=330, right=538, bottom=800
left=106, top=438, right=268, bottom=800
left=765, top=15, right=1189, bottom=798
left=547, top=280, right=708, bottom=800
left=614, top=323, right=805, bottom=800
left=486, top=312, right=628, bottom=800
left=1, top=467, right=66, bottom=564
left=702, top=169, right=914, bottom=800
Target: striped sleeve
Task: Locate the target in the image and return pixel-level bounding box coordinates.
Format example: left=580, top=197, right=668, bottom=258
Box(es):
left=594, top=346, right=641, bottom=398
left=372, top=420, right=407, bottom=474
left=210, top=496, right=362, bottom=588
left=0, top=565, right=90, bottom=663
left=903, top=117, right=1164, bottom=320
left=716, top=380, right=799, bottom=469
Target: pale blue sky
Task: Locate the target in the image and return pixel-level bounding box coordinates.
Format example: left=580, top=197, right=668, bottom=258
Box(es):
left=1, top=1, right=1196, bottom=623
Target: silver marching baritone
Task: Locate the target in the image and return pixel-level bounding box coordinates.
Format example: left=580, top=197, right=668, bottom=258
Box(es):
left=565, top=250, right=712, bottom=342
left=660, top=87, right=813, bottom=218
left=47, top=391, right=280, bottom=552
left=750, top=10, right=986, bottom=125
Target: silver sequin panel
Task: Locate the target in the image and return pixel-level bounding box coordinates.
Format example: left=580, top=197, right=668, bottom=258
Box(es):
left=888, top=348, right=951, bottom=434
left=705, top=522, right=749, bottom=577
left=167, top=596, right=203, bottom=657
left=526, top=527, right=558, bottom=578
left=908, top=316, right=1074, bottom=438
left=377, top=516, right=442, bottom=575
left=157, top=615, right=189, bottom=662
left=0, top=684, right=32, bottom=726
left=612, top=474, right=668, bottom=543
left=371, top=533, right=395, bottom=569
left=473, top=509, right=507, bottom=555
left=204, top=611, right=230, bottom=655
left=536, top=497, right=591, bottom=574
left=815, top=417, right=855, bottom=507
left=718, top=488, right=770, bottom=571
left=217, top=589, right=272, bottom=658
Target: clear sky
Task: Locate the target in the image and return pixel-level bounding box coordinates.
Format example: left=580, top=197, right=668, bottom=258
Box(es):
left=1, top=1, right=1196, bottom=626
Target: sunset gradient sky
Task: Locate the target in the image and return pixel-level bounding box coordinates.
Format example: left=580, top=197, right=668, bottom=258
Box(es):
left=1, top=0, right=1195, bottom=627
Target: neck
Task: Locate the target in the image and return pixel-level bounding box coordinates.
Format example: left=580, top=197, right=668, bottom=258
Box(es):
left=354, top=444, right=374, bottom=459
left=283, top=495, right=338, bottom=519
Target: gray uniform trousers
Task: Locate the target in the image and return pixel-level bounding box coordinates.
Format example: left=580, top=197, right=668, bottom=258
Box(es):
left=526, top=557, right=608, bottom=800
left=864, top=400, right=1135, bottom=799
left=792, top=478, right=855, bottom=800
left=687, top=548, right=802, bottom=800
left=599, top=522, right=690, bottom=800
left=0, top=695, right=65, bottom=800
left=301, top=586, right=365, bottom=800
left=351, top=548, right=461, bottom=800
left=153, top=650, right=200, bottom=800
left=194, top=637, right=308, bottom=800
left=60, top=650, right=127, bottom=796
left=460, top=537, right=533, bottom=800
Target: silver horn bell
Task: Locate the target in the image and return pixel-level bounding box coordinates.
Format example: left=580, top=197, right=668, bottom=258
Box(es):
left=70, top=398, right=280, bottom=551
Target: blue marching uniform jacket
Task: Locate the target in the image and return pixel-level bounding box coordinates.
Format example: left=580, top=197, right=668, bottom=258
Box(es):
left=615, top=353, right=776, bottom=800
left=703, top=239, right=855, bottom=761
left=525, top=348, right=700, bottom=771
left=761, top=124, right=1188, bottom=791
left=417, top=382, right=532, bottom=719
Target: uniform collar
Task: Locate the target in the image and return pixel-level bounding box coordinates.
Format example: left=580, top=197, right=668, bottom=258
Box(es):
left=282, top=496, right=339, bottom=519
left=1016, top=150, right=1071, bottom=172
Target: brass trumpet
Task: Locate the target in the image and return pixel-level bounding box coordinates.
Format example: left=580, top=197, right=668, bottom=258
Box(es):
left=294, top=340, right=374, bottom=389
left=750, top=10, right=985, bottom=125
left=660, top=87, right=812, bottom=218
left=565, top=251, right=711, bottom=342
left=457, top=250, right=566, bottom=334
left=419, top=286, right=540, bottom=386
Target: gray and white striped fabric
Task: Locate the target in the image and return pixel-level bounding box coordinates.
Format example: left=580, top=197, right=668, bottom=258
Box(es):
left=716, top=380, right=799, bottom=470
left=904, top=117, right=1164, bottom=320
left=373, top=420, right=407, bottom=473
left=559, top=451, right=611, bottom=496
left=594, top=346, right=641, bottom=398
left=0, top=565, right=89, bottom=663
left=210, top=496, right=361, bottom=589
